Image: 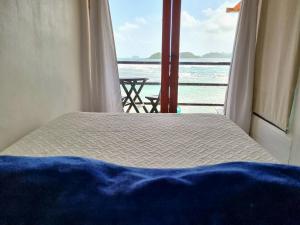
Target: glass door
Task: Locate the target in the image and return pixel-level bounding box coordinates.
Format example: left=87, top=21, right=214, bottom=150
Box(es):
left=110, top=0, right=238, bottom=113
left=110, top=0, right=163, bottom=113
left=177, top=0, right=240, bottom=114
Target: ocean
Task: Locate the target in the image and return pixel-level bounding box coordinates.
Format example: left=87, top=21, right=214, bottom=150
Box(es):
left=118, top=58, right=231, bottom=113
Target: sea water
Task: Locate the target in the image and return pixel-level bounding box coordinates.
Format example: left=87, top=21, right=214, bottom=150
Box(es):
left=118, top=58, right=230, bottom=113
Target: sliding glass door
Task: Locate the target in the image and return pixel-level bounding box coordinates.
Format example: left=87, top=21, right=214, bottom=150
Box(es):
left=110, top=0, right=181, bottom=113
left=110, top=0, right=163, bottom=113
left=177, top=0, right=239, bottom=113
left=110, top=0, right=239, bottom=113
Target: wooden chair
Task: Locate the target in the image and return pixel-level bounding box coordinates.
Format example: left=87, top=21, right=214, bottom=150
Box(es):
left=145, top=91, right=160, bottom=113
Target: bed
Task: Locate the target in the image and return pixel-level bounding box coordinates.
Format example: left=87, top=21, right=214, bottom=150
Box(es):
left=2, top=112, right=277, bottom=168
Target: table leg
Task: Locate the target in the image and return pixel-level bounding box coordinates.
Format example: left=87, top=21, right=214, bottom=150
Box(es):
left=121, top=82, right=139, bottom=113
left=131, top=81, right=149, bottom=113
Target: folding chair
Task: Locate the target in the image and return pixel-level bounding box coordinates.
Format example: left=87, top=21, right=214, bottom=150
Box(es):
left=145, top=91, right=160, bottom=113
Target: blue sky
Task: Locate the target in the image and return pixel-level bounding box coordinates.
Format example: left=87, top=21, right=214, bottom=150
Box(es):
left=109, top=0, right=239, bottom=58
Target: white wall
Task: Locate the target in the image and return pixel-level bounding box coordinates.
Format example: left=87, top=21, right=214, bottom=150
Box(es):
left=251, top=76, right=300, bottom=165
left=289, top=79, right=300, bottom=164
left=0, top=0, right=83, bottom=150
left=251, top=116, right=292, bottom=163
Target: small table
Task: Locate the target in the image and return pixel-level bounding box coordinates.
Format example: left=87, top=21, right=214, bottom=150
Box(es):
left=120, top=78, right=149, bottom=113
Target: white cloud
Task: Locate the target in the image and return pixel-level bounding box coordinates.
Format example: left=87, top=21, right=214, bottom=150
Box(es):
left=179, top=1, right=239, bottom=55
left=118, top=17, right=148, bottom=32
left=181, top=1, right=238, bottom=34
left=114, top=16, right=162, bottom=58
left=135, top=17, right=147, bottom=25
left=202, top=0, right=239, bottom=33
left=115, top=17, right=145, bottom=45
left=202, top=8, right=214, bottom=17
left=118, top=17, right=147, bottom=31
left=181, top=11, right=200, bottom=28
left=113, top=1, right=239, bottom=57
left=119, top=22, right=139, bottom=32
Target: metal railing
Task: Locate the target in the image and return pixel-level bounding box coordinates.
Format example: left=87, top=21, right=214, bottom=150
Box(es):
left=118, top=60, right=230, bottom=108
left=118, top=61, right=230, bottom=66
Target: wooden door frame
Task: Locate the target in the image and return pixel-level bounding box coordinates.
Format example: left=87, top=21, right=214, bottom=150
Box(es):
left=160, top=0, right=181, bottom=113
left=160, top=0, right=172, bottom=113
left=169, top=0, right=181, bottom=113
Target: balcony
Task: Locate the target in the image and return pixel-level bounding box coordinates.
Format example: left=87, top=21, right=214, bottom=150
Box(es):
left=118, top=61, right=230, bottom=114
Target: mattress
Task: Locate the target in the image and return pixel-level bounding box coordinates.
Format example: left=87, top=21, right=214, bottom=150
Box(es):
left=2, top=112, right=277, bottom=168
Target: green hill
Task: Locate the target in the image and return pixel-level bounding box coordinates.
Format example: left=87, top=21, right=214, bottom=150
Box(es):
left=147, top=51, right=231, bottom=59
left=200, top=52, right=232, bottom=58
left=180, top=52, right=200, bottom=58
left=148, top=52, right=200, bottom=59
left=148, top=52, right=161, bottom=59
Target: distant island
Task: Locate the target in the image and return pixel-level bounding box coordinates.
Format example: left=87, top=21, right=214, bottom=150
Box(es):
left=148, top=52, right=162, bottom=59
left=201, top=52, right=232, bottom=58
left=148, top=51, right=231, bottom=59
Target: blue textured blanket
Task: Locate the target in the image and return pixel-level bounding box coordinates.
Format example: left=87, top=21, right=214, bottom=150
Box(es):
left=0, top=156, right=300, bottom=225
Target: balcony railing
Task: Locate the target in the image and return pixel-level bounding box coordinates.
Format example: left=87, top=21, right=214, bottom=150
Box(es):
left=118, top=60, right=230, bottom=110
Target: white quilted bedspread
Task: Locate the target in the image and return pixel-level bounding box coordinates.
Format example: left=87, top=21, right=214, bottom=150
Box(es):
left=2, top=112, right=277, bottom=168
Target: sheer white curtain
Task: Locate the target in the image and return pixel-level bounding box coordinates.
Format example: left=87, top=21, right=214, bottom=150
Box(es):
left=224, top=0, right=260, bottom=133
left=81, top=0, right=123, bottom=112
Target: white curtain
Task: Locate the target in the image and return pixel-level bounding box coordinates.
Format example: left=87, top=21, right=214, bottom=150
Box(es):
left=253, top=0, right=300, bottom=131
left=224, top=0, right=260, bottom=133
left=81, top=0, right=123, bottom=112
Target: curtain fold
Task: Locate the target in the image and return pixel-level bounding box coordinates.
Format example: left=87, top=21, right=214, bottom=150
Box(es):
left=253, top=0, right=300, bottom=131
left=225, top=0, right=260, bottom=133
left=81, top=0, right=123, bottom=113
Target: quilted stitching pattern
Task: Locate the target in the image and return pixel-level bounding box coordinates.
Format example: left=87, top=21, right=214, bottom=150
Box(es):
left=2, top=113, right=277, bottom=168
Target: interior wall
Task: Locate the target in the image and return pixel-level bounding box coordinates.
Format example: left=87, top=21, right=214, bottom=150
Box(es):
left=0, top=0, right=83, bottom=150
left=251, top=116, right=292, bottom=163
left=250, top=0, right=300, bottom=165
left=289, top=75, right=300, bottom=164
left=251, top=76, right=300, bottom=165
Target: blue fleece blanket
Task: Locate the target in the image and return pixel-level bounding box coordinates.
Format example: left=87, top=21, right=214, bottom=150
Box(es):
left=0, top=156, right=300, bottom=225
